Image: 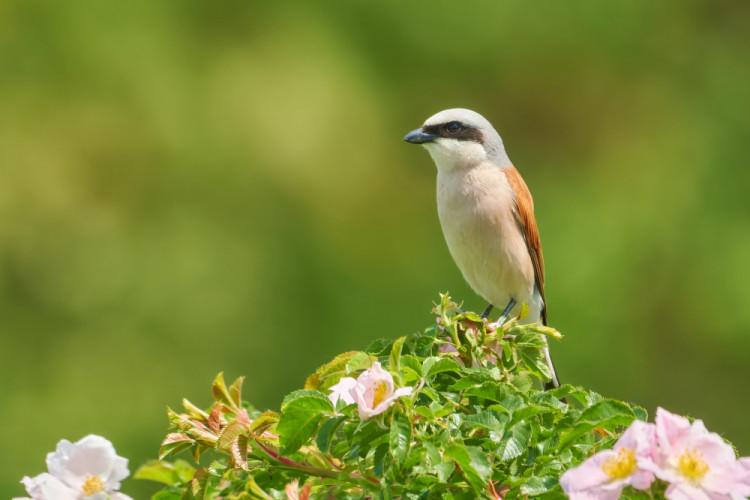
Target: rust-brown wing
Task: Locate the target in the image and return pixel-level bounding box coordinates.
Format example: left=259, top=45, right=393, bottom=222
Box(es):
left=502, top=167, right=547, bottom=325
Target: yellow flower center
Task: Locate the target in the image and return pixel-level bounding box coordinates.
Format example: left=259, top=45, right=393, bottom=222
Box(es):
left=81, top=475, right=106, bottom=496
left=601, top=448, right=637, bottom=479
left=371, top=382, right=388, bottom=408
left=677, top=448, right=710, bottom=482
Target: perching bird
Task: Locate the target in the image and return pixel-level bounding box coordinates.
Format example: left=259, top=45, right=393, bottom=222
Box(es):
left=404, top=108, right=559, bottom=389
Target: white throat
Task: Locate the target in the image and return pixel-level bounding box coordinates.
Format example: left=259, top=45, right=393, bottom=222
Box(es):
left=424, top=139, right=512, bottom=173
left=424, top=140, right=487, bottom=173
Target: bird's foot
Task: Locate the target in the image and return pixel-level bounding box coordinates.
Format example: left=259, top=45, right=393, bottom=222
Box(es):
left=480, top=303, right=494, bottom=320
left=489, top=298, right=517, bottom=329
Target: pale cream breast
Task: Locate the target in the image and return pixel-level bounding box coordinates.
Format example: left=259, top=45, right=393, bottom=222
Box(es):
left=436, top=164, right=538, bottom=316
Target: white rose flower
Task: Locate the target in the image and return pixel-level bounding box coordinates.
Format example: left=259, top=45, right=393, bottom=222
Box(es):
left=15, top=435, right=133, bottom=500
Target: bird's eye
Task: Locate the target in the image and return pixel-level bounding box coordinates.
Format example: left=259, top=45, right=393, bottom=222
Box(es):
left=446, top=122, right=462, bottom=133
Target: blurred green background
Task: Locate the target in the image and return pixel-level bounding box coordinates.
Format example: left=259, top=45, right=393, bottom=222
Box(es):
left=2, top=1, right=749, bottom=497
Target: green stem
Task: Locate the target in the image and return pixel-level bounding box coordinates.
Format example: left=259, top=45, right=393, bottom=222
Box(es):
left=252, top=438, right=380, bottom=486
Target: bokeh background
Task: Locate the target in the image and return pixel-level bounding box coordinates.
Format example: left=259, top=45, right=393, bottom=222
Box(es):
left=2, top=1, right=749, bottom=497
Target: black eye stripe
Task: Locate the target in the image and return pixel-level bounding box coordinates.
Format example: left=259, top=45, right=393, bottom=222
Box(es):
left=422, top=122, right=484, bottom=144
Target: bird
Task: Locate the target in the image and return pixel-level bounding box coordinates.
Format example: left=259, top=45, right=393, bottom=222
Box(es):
left=403, top=108, right=559, bottom=389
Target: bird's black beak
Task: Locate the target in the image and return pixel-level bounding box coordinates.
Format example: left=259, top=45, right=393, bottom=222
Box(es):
left=403, top=128, right=436, bottom=144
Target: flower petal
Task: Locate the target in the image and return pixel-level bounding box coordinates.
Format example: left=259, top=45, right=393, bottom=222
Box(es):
left=19, top=473, right=79, bottom=500
left=560, top=450, right=618, bottom=493
left=327, top=377, right=358, bottom=406
left=45, top=435, right=129, bottom=493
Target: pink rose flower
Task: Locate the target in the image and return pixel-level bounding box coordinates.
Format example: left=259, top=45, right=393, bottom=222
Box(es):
left=327, top=362, right=413, bottom=420
left=639, top=408, right=750, bottom=500
left=560, top=420, right=656, bottom=499
left=327, top=376, right=358, bottom=407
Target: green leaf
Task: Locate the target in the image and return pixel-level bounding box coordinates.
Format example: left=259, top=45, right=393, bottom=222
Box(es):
left=304, top=351, right=371, bottom=390
left=211, top=372, right=234, bottom=407
left=464, top=381, right=510, bottom=404
left=316, top=415, right=346, bottom=452
left=520, top=476, right=558, bottom=496
left=401, top=355, right=423, bottom=377
left=514, top=332, right=547, bottom=348
left=217, top=421, right=249, bottom=452
left=152, top=491, right=182, bottom=500
left=278, top=390, right=333, bottom=454
left=389, top=335, right=407, bottom=372
left=422, top=356, right=462, bottom=378
left=228, top=376, right=245, bottom=408
left=518, top=347, right=553, bottom=381
left=462, top=409, right=506, bottom=432
left=443, top=444, right=492, bottom=494
left=366, top=338, right=393, bottom=356
left=496, top=421, right=531, bottom=461
left=389, top=412, right=412, bottom=467
left=633, top=405, right=648, bottom=422
left=134, top=460, right=196, bottom=485
left=434, top=461, right=455, bottom=482
left=558, top=399, right=635, bottom=450
left=158, top=433, right=194, bottom=460
left=509, top=374, right=534, bottom=393
left=449, top=370, right=495, bottom=391
left=373, top=442, right=390, bottom=477
left=230, top=434, right=249, bottom=470
left=346, top=351, right=375, bottom=373
left=249, top=411, right=279, bottom=435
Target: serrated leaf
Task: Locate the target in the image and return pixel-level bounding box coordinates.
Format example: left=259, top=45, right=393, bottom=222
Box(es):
left=230, top=434, right=249, bottom=470
left=462, top=410, right=505, bottom=432
left=278, top=391, right=333, bottom=454
left=520, top=475, right=557, bottom=496
left=346, top=351, right=375, bottom=373
left=366, top=338, right=393, bottom=356
left=548, top=385, right=590, bottom=405
left=558, top=399, right=635, bottom=450
left=633, top=405, right=648, bottom=422
left=217, top=421, right=249, bottom=451
left=518, top=347, right=553, bottom=381
left=579, top=399, right=635, bottom=425
left=443, top=444, right=492, bottom=494
left=389, top=412, right=411, bottom=467
left=449, top=371, right=495, bottom=391
left=159, top=433, right=194, bottom=460
left=510, top=374, right=534, bottom=393
left=496, top=421, right=531, bottom=461
left=250, top=411, right=279, bottom=434
left=208, top=403, right=222, bottom=433
left=228, top=376, right=245, bottom=408
left=189, top=467, right=209, bottom=499
left=401, top=355, right=423, bottom=377
left=304, top=351, right=369, bottom=390
left=464, top=381, right=510, bottom=403
left=423, top=356, right=462, bottom=378
left=514, top=332, right=547, bottom=348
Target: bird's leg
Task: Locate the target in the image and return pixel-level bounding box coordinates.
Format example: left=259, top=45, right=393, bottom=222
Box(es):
left=496, top=298, right=517, bottom=326
left=480, top=303, right=494, bottom=320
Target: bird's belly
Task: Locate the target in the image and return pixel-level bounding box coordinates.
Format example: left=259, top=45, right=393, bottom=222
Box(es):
left=443, top=214, right=533, bottom=306
left=437, top=170, right=537, bottom=316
